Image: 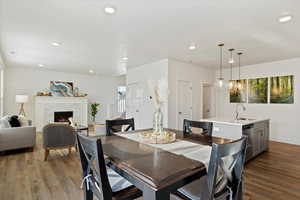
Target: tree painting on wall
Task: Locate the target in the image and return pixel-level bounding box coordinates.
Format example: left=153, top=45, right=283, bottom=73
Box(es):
left=230, top=80, right=247, bottom=103
left=270, top=75, right=294, bottom=104
left=248, top=78, right=268, bottom=103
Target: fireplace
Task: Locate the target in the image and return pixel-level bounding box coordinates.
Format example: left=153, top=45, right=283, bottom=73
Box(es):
left=54, top=111, right=73, bottom=123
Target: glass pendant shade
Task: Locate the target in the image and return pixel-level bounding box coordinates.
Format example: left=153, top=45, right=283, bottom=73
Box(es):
left=218, top=78, right=224, bottom=87
left=228, top=58, right=234, bottom=64
left=217, top=43, right=224, bottom=88
left=228, top=48, right=235, bottom=89
left=229, top=81, right=234, bottom=89
left=237, top=52, right=243, bottom=90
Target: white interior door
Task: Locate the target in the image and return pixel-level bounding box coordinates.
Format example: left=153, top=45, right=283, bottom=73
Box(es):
left=126, top=82, right=145, bottom=129
left=177, top=80, right=192, bottom=130
left=203, top=84, right=216, bottom=118
left=126, top=83, right=141, bottom=128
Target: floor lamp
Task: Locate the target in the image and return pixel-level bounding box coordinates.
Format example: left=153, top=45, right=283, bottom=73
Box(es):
left=16, top=95, right=29, bottom=116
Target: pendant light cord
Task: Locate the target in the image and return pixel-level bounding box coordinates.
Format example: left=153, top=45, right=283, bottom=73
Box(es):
left=220, top=46, right=222, bottom=78
left=218, top=44, right=224, bottom=79
left=230, top=51, right=233, bottom=80
left=229, top=48, right=235, bottom=81
left=238, top=52, right=243, bottom=80
left=239, top=55, right=241, bottom=80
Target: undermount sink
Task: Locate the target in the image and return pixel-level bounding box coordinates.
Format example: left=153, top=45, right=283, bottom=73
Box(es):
left=236, top=118, right=256, bottom=121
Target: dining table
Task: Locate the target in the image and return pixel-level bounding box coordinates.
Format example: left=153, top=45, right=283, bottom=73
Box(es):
left=98, top=129, right=236, bottom=200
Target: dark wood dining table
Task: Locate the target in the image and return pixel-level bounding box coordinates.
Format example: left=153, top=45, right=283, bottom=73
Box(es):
left=98, top=129, right=233, bottom=200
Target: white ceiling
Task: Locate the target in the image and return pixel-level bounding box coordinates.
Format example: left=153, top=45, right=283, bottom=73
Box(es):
left=0, top=0, right=299, bottom=75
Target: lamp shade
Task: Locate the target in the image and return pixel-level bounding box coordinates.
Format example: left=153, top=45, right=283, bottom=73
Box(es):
left=16, top=95, right=29, bottom=103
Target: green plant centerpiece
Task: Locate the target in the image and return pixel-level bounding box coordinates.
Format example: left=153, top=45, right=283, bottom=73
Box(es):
left=90, top=102, right=100, bottom=123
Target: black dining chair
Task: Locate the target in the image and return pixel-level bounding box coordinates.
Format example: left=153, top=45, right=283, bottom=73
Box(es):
left=106, top=118, right=135, bottom=136
left=183, top=119, right=213, bottom=136
left=174, top=136, right=247, bottom=200
left=76, top=133, right=142, bottom=200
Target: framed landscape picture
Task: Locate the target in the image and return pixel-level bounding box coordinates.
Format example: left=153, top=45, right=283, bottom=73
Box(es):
left=248, top=78, right=268, bottom=103
left=50, top=81, right=74, bottom=97
left=270, top=75, right=294, bottom=104
left=230, top=80, right=247, bottom=103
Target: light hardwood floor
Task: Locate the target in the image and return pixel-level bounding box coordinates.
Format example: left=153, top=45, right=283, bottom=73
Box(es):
left=1, top=133, right=300, bottom=200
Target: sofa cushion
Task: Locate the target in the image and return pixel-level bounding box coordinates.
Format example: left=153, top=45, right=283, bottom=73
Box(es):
left=0, top=116, right=11, bottom=128
left=18, top=115, right=29, bottom=127
left=9, top=115, right=21, bottom=127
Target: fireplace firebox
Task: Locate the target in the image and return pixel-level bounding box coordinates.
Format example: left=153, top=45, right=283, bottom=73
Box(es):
left=54, top=111, right=73, bottom=123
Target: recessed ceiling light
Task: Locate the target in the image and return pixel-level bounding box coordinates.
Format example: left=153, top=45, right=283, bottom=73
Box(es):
left=278, top=15, right=293, bottom=23
left=51, top=42, right=62, bottom=47
left=104, top=6, right=116, bottom=14
left=189, top=44, right=197, bottom=50
left=122, top=56, right=129, bottom=61
left=38, top=64, right=44, bottom=67
left=89, top=70, right=94, bottom=74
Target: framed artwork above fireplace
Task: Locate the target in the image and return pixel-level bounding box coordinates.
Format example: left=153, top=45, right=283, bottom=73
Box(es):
left=50, top=81, right=74, bottom=97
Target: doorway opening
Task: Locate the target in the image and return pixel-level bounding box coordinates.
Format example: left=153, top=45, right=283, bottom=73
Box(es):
left=202, top=84, right=216, bottom=119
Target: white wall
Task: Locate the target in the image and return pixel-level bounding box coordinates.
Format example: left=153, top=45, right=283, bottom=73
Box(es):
left=126, top=59, right=216, bottom=130
left=0, top=54, right=6, bottom=117
left=168, top=59, right=216, bottom=129
left=126, top=59, right=168, bottom=128
left=4, top=67, right=125, bottom=124
left=216, top=58, right=300, bottom=145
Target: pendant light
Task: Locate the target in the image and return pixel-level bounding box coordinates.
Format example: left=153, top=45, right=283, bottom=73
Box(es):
left=228, top=48, right=235, bottom=89
left=217, top=43, right=224, bottom=87
left=237, top=52, right=243, bottom=89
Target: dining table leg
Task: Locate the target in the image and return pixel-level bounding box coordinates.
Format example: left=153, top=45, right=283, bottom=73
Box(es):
left=143, top=187, right=170, bottom=200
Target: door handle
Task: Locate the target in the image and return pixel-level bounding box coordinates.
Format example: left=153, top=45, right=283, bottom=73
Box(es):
left=178, top=112, right=182, bottom=114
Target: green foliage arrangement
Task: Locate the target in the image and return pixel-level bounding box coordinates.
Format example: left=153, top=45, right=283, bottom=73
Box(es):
left=90, top=102, right=100, bottom=122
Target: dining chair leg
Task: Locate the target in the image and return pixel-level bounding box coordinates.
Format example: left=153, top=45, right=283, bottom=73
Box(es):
left=143, top=187, right=170, bottom=200
left=237, top=177, right=244, bottom=200
left=44, top=149, right=49, bottom=161
left=83, top=185, right=93, bottom=200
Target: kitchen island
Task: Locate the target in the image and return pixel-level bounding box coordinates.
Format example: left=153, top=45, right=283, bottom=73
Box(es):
left=201, top=117, right=270, bottom=161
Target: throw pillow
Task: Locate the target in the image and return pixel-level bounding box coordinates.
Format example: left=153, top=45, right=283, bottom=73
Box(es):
left=18, top=115, right=29, bottom=126
left=9, top=115, right=21, bottom=127
left=0, top=116, right=11, bottom=128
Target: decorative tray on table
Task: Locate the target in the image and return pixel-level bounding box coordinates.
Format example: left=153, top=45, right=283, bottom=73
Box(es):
left=139, top=130, right=176, bottom=144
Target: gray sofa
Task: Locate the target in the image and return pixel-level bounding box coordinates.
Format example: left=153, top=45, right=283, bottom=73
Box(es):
left=0, top=126, right=36, bottom=152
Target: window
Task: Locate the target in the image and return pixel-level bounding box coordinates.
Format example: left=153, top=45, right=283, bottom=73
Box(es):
left=0, top=69, right=3, bottom=117
left=117, top=86, right=126, bottom=113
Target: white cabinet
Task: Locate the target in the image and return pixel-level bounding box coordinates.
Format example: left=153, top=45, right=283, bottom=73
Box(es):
left=212, top=123, right=243, bottom=140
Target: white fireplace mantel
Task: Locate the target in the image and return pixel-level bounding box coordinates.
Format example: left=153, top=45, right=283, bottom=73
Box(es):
left=34, top=96, right=88, bottom=131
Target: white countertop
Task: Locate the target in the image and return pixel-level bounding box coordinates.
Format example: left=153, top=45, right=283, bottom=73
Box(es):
left=200, top=117, right=270, bottom=126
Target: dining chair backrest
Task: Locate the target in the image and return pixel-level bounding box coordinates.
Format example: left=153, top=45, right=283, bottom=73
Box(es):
left=183, top=119, right=213, bottom=136
left=207, top=136, right=247, bottom=200
left=77, top=133, right=113, bottom=200
left=106, top=118, right=135, bottom=136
